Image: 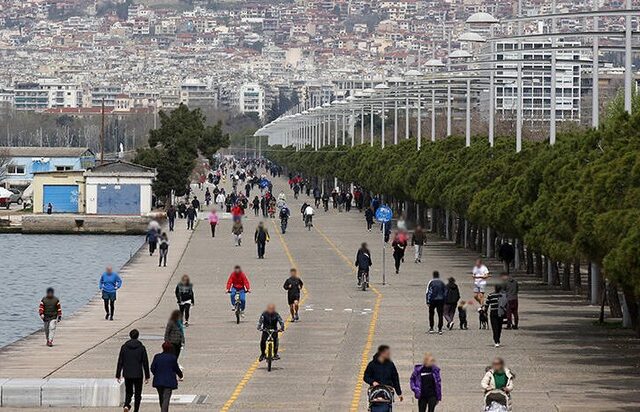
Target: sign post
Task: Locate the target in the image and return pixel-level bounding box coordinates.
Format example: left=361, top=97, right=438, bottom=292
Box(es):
left=375, top=205, right=393, bottom=285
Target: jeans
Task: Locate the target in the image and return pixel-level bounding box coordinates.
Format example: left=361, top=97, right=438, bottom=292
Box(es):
left=428, top=301, right=444, bottom=331
left=168, top=217, right=175, bottom=231
left=179, top=303, right=191, bottom=322
left=159, top=249, right=167, bottom=266
left=187, top=218, right=194, bottom=230
left=43, top=319, right=57, bottom=342
left=506, top=299, right=519, bottom=327
left=257, top=241, right=266, bottom=258
left=366, top=219, right=373, bottom=230
left=210, top=223, right=216, bottom=237
left=124, top=377, right=143, bottom=412
left=418, top=396, right=438, bottom=412
left=490, top=312, right=503, bottom=344
left=103, top=298, right=115, bottom=318
left=443, top=303, right=456, bottom=324
left=414, top=245, right=423, bottom=261
left=230, top=287, right=246, bottom=311
left=156, top=387, right=173, bottom=412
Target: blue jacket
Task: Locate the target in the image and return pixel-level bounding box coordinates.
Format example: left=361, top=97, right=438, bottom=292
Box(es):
left=151, top=352, right=183, bottom=389
left=426, top=278, right=446, bottom=304
left=99, top=272, right=122, bottom=293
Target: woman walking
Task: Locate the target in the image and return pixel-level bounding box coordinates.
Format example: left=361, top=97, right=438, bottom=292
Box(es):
left=208, top=209, right=219, bottom=238
left=175, top=275, right=194, bottom=327
left=151, top=342, right=183, bottom=412
left=158, top=233, right=169, bottom=267
left=163, top=310, right=185, bottom=359
left=444, top=277, right=460, bottom=330
left=410, top=353, right=442, bottom=412
left=391, top=232, right=407, bottom=274
left=231, top=220, right=244, bottom=246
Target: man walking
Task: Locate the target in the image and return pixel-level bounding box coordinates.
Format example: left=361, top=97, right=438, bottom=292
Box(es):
left=39, top=287, right=62, bottom=347
left=484, top=285, right=508, bottom=347
left=166, top=205, right=176, bottom=232
left=411, top=225, right=426, bottom=263
left=254, top=222, right=270, bottom=259
left=501, top=272, right=519, bottom=329
left=363, top=345, right=403, bottom=402
left=186, top=205, right=196, bottom=230
left=426, top=271, right=446, bottom=334
left=99, top=265, right=122, bottom=321
left=116, top=329, right=150, bottom=412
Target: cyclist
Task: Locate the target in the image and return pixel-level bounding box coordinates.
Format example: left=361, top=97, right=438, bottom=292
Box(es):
left=257, top=304, right=285, bottom=361
left=226, top=265, right=251, bottom=316
left=279, top=204, right=290, bottom=234
left=300, top=201, right=309, bottom=221
left=283, top=268, right=304, bottom=322
left=355, top=242, right=372, bottom=287
left=303, top=204, right=314, bottom=228
left=321, top=192, right=330, bottom=212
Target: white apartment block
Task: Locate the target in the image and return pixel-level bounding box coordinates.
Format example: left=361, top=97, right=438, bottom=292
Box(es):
left=13, top=80, right=82, bottom=111
left=238, top=83, right=266, bottom=119
left=91, top=85, right=123, bottom=107
left=495, top=40, right=581, bottom=122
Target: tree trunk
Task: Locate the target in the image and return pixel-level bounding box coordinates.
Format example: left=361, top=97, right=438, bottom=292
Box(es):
left=456, top=217, right=464, bottom=246
left=572, top=260, right=581, bottom=294
left=535, top=253, right=543, bottom=278
left=608, top=282, right=623, bottom=318
left=526, top=249, right=534, bottom=274
left=562, top=262, right=571, bottom=290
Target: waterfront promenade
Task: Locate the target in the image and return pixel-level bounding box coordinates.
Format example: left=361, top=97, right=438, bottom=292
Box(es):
left=1, top=178, right=639, bottom=411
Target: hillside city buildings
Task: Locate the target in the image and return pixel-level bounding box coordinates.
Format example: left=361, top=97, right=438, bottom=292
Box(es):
left=0, top=0, right=636, bottom=125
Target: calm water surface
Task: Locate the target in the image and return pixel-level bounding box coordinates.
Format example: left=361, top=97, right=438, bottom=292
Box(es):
left=0, top=234, right=143, bottom=347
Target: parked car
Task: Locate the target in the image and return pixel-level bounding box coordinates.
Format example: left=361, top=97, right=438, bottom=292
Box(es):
left=8, top=189, right=23, bottom=205
left=0, top=187, right=11, bottom=209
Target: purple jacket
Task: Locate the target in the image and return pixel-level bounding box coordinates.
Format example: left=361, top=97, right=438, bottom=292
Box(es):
left=409, top=364, right=442, bottom=401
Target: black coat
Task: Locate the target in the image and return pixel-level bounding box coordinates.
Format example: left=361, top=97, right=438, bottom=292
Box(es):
left=355, top=248, right=372, bottom=270
left=116, top=339, right=150, bottom=379
left=445, top=283, right=461, bottom=305
left=363, top=356, right=402, bottom=395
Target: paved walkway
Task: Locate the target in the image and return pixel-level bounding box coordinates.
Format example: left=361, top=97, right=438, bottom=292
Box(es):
left=2, top=177, right=639, bottom=411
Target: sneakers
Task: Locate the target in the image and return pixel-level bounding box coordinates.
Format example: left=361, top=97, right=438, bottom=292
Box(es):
left=46, top=340, right=53, bottom=347
left=447, top=322, right=455, bottom=330
left=428, top=328, right=434, bottom=334
left=184, top=321, right=189, bottom=327
left=438, top=330, right=443, bottom=335
left=123, top=406, right=131, bottom=412
left=294, top=314, right=299, bottom=321
left=494, top=343, right=501, bottom=348
left=240, top=311, right=245, bottom=318
left=109, top=316, right=114, bottom=321
left=105, top=313, right=109, bottom=320
left=273, top=354, right=281, bottom=360
left=259, top=354, right=266, bottom=361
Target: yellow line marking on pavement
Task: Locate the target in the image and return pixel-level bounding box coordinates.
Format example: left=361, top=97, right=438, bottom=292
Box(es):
left=219, top=221, right=307, bottom=412
left=314, top=226, right=383, bottom=412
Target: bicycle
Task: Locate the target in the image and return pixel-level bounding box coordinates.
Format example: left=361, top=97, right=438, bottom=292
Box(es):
left=280, top=217, right=288, bottom=234
left=262, top=328, right=279, bottom=372
left=229, top=289, right=247, bottom=324
left=305, top=215, right=313, bottom=231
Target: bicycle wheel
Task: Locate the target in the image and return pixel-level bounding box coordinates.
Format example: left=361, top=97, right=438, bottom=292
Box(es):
left=235, top=303, right=241, bottom=324
left=266, top=342, right=273, bottom=371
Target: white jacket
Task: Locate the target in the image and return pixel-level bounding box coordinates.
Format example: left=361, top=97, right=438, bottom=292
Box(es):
left=481, top=368, right=514, bottom=392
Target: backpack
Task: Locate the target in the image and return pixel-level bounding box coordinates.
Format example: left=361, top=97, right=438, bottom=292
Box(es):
left=497, top=293, right=509, bottom=318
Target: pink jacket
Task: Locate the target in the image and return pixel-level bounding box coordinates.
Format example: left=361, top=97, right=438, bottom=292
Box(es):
left=208, top=212, right=219, bottom=224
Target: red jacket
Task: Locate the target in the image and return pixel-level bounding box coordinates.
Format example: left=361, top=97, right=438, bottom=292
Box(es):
left=226, top=271, right=250, bottom=291
left=231, top=205, right=244, bottom=216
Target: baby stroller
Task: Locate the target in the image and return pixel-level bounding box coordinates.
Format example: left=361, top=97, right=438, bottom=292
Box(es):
left=484, top=389, right=511, bottom=412
left=368, top=385, right=394, bottom=412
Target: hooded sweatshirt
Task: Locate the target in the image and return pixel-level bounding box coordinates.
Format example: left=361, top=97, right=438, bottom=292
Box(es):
left=363, top=355, right=402, bottom=396
left=409, top=364, right=442, bottom=401
left=116, top=338, right=150, bottom=379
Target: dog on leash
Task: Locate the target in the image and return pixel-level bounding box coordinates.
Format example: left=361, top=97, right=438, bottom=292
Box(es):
left=478, top=307, right=488, bottom=329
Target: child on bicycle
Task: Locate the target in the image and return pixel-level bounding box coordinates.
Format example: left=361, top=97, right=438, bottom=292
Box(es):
left=257, top=303, right=285, bottom=361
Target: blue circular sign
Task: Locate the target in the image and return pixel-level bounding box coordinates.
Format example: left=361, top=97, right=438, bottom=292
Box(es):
left=375, top=205, right=393, bottom=223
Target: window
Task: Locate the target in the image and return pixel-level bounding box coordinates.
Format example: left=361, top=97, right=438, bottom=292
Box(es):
left=55, top=166, right=73, bottom=171
left=7, top=165, right=25, bottom=175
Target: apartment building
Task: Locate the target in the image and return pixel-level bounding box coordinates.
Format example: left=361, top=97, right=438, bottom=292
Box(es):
left=239, top=83, right=266, bottom=119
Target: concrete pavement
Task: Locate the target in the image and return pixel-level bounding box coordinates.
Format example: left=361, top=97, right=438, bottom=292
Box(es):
left=2, top=176, right=639, bottom=411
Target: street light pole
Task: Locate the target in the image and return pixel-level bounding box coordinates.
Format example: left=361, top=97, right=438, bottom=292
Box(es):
left=592, top=0, right=600, bottom=128
left=625, top=0, right=633, bottom=113
left=466, top=79, right=471, bottom=147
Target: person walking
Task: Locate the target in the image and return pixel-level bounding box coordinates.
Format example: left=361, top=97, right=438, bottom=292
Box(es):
left=355, top=242, right=373, bottom=287
left=484, top=285, right=509, bottom=347
left=365, top=207, right=374, bottom=231
left=186, top=205, right=196, bottom=230
left=175, top=275, right=194, bottom=327
left=283, top=268, right=304, bottom=322
left=164, top=310, right=185, bottom=359
left=254, top=222, right=270, bottom=259
left=391, top=232, right=407, bottom=274
left=208, top=209, right=219, bottom=238
left=158, top=233, right=169, bottom=267
left=501, top=272, right=519, bottom=330
left=497, top=242, right=515, bottom=275
left=166, top=205, right=176, bottom=232
left=443, top=277, right=460, bottom=330
left=39, top=287, right=62, bottom=347
left=411, top=225, right=426, bottom=263
left=363, top=345, right=403, bottom=402
left=231, top=220, right=244, bottom=246
left=116, top=329, right=150, bottom=412
left=151, top=342, right=183, bottom=412
left=409, top=353, right=442, bottom=412
left=191, top=196, right=200, bottom=215
left=99, top=266, right=122, bottom=321
left=146, top=227, right=158, bottom=256
left=472, top=259, right=490, bottom=305
left=426, top=271, right=446, bottom=334
left=216, top=192, right=226, bottom=210
left=252, top=196, right=260, bottom=216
